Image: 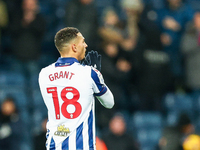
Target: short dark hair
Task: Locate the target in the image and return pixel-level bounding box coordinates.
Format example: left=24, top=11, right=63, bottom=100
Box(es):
left=54, top=27, right=80, bottom=51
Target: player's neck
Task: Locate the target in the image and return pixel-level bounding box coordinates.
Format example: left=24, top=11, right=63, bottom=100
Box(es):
left=60, top=54, right=78, bottom=60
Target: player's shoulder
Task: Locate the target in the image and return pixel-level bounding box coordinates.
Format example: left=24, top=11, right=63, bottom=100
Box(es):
left=91, top=66, right=101, bottom=76
left=39, top=63, right=55, bottom=75
left=78, top=63, right=93, bottom=71
left=80, top=64, right=101, bottom=74
left=77, top=64, right=102, bottom=78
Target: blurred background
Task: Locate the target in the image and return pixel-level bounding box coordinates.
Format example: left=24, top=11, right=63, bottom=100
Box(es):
left=1, top=0, right=200, bottom=150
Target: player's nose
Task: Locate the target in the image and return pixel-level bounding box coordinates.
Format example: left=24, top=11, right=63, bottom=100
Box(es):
left=85, top=42, right=88, bottom=48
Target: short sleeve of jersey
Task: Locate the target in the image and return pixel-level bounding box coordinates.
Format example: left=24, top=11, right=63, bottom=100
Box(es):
left=91, top=67, right=107, bottom=96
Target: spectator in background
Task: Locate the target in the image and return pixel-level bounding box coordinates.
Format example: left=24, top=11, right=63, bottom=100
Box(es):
left=99, top=0, right=142, bottom=52
left=33, top=117, right=47, bottom=150
left=132, top=1, right=172, bottom=111
left=120, top=0, right=143, bottom=51
left=9, top=0, right=46, bottom=76
left=98, top=6, right=137, bottom=113
left=157, top=0, right=195, bottom=91
left=137, top=1, right=162, bottom=51
left=0, top=0, right=8, bottom=66
left=4, top=0, right=22, bottom=25
left=100, top=42, right=132, bottom=111
left=6, top=0, right=46, bottom=125
left=0, top=97, right=23, bottom=150
left=102, top=112, right=139, bottom=150
left=0, top=0, right=22, bottom=60
left=181, top=11, right=200, bottom=92
left=0, top=0, right=8, bottom=45
left=98, top=7, right=126, bottom=47
left=157, top=113, right=195, bottom=150
left=64, top=0, right=99, bottom=50
left=96, top=42, right=127, bottom=130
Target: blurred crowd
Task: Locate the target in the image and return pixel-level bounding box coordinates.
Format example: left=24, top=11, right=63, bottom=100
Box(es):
left=1, top=0, right=200, bottom=150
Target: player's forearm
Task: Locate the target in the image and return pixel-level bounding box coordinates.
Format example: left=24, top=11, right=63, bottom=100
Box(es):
left=96, top=88, right=114, bottom=109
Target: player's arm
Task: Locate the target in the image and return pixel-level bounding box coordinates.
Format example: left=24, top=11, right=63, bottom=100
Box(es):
left=95, top=87, right=114, bottom=109
left=84, top=50, right=114, bottom=108
left=91, top=68, right=114, bottom=109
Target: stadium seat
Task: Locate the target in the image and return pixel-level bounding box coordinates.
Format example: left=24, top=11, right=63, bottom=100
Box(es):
left=95, top=0, right=113, bottom=8
left=0, top=87, right=27, bottom=109
left=32, top=88, right=47, bottom=131
left=0, top=71, right=26, bottom=87
left=163, top=93, right=195, bottom=125
left=38, top=0, right=58, bottom=44
left=163, top=93, right=193, bottom=113
left=30, top=73, right=40, bottom=88
left=131, top=111, right=163, bottom=150
left=165, top=110, right=179, bottom=126
left=32, top=108, right=47, bottom=134
left=136, top=128, right=162, bottom=150
left=164, top=110, right=196, bottom=126
left=20, top=111, right=33, bottom=150
left=132, top=111, right=163, bottom=129
left=39, top=1, right=54, bottom=15
left=190, top=91, right=200, bottom=113
left=55, top=0, right=70, bottom=7
left=195, top=116, right=200, bottom=134
left=32, top=88, right=46, bottom=109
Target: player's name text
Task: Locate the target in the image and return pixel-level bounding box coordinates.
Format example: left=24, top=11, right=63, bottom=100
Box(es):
left=49, top=71, right=75, bottom=81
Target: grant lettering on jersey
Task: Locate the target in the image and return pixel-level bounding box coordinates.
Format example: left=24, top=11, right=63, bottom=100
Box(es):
left=49, top=71, right=75, bottom=81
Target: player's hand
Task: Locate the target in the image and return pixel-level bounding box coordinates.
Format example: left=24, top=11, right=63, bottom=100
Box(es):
left=82, top=50, right=101, bottom=71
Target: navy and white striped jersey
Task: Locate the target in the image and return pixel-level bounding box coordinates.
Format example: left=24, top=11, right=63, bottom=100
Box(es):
left=39, top=57, right=114, bottom=150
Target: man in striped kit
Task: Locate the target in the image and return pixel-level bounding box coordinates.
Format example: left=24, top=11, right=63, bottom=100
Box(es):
left=39, top=27, right=114, bottom=150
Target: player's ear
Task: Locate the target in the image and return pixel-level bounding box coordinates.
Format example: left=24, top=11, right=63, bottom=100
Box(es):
left=72, top=44, right=77, bottom=52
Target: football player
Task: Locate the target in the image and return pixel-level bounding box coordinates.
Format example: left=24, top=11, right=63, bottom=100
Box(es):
left=39, top=27, right=114, bottom=150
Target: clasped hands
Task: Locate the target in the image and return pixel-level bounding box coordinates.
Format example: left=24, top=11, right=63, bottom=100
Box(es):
left=81, top=50, right=101, bottom=71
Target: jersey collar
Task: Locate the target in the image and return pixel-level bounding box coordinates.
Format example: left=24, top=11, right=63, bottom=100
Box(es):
left=55, top=57, right=79, bottom=67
